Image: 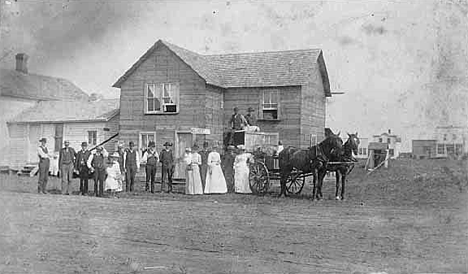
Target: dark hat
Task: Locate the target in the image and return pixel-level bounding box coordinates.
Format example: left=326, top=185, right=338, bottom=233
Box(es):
left=248, top=107, right=255, bottom=112
left=129, top=141, right=134, bottom=146
left=39, top=138, right=47, bottom=143
left=234, top=107, right=239, bottom=111
left=203, top=141, right=209, bottom=148
left=192, top=144, right=199, bottom=150
left=163, top=141, right=172, bottom=147
left=81, top=142, right=88, bottom=146
left=148, top=141, right=155, bottom=147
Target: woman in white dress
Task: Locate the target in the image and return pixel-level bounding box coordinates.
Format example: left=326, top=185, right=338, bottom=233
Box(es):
left=185, top=145, right=203, bottom=195
left=105, top=152, right=123, bottom=196
left=234, top=145, right=254, bottom=194
left=204, top=145, right=227, bottom=194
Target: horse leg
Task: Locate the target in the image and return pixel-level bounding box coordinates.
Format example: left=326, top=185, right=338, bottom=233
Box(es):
left=312, top=169, right=317, bottom=201
left=316, top=169, right=326, bottom=200
left=335, top=170, right=341, bottom=200
left=340, top=171, right=346, bottom=200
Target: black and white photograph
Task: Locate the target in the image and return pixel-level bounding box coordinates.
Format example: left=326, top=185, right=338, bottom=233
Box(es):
left=0, top=0, right=467, bottom=273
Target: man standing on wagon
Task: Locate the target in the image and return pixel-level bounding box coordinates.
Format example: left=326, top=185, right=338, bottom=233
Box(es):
left=227, top=107, right=248, bottom=145
left=159, top=142, right=174, bottom=193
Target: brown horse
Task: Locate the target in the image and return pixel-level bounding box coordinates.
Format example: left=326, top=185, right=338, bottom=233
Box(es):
left=326, top=132, right=360, bottom=200
left=278, top=131, right=344, bottom=199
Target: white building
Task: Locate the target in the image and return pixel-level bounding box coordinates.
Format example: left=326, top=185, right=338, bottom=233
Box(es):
left=356, top=137, right=369, bottom=159
left=434, top=125, right=468, bottom=157
left=372, top=129, right=401, bottom=159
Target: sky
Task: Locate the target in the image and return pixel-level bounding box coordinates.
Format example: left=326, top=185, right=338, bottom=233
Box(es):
left=1, top=0, right=467, bottom=151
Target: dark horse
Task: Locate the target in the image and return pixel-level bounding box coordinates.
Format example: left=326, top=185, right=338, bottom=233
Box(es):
left=326, top=132, right=360, bottom=200
left=278, top=131, right=344, bottom=200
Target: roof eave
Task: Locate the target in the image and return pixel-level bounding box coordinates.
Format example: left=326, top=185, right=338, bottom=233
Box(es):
left=317, top=51, right=331, bottom=97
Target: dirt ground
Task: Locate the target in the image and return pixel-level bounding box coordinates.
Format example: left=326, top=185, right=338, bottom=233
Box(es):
left=0, top=158, right=467, bottom=274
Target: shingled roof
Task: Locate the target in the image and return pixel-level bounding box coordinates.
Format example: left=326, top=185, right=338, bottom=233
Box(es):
left=113, top=40, right=331, bottom=96
left=9, top=99, right=119, bottom=124
left=0, top=69, right=89, bottom=101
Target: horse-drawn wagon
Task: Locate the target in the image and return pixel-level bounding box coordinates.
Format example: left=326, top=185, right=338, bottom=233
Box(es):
left=227, top=129, right=360, bottom=199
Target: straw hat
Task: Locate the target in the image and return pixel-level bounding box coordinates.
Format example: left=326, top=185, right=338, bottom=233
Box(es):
left=185, top=147, right=191, bottom=152
left=110, top=152, right=120, bottom=158
left=237, top=145, right=246, bottom=150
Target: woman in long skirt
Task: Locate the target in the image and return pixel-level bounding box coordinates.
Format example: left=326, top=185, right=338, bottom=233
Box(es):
left=105, top=152, right=123, bottom=197
left=185, top=146, right=203, bottom=195
left=234, top=145, right=253, bottom=194
left=204, top=145, right=227, bottom=194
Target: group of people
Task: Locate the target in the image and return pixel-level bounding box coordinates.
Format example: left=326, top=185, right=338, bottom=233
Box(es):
left=182, top=142, right=255, bottom=195
left=36, top=137, right=172, bottom=197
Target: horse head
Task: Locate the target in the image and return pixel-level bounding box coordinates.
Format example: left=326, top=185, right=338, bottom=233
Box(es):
left=320, top=131, right=343, bottom=160
left=346, top=132, right=360, bottom=156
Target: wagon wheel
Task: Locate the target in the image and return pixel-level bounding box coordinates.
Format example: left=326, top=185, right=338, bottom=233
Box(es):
left=286, top=173, right=305, bottom=195
left=249, top=161, right=270, bottom=195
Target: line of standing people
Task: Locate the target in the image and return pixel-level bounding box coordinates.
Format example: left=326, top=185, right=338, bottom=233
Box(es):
left=183, top=142, right=254, bottom=195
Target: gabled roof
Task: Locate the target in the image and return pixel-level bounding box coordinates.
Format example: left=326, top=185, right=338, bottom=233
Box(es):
left=0, top=69, right=89, bottom=101
left=9, top=99, right=119, bottom=124
left=113, top=40, right=331, bottom=96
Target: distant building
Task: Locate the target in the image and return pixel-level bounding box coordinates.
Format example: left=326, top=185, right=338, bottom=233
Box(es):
left=412, top=140, right=436, bottom=159
left=372, top=129, right=401, bottom=159
left=434, top=126, right=468, bottom=158
left=356, top=137, right=369, bottom=159
left=0, top=53, right=89, bottom=166
left=7, top=99, right=119, bottom=167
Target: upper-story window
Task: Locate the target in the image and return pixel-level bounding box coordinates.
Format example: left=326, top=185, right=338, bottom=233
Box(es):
left=261, top=89, right=279, bottom=120
left=387, top=138, right=391, bottom=144
left=144, top=83, right=179, bottom=114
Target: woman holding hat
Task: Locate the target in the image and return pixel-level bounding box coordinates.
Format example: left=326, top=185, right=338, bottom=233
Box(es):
left=205, top=144, right=227, bottom=194
left=105, top=152, right=123, bottom=197
left=234, top=145, right=254, bottom=194
left=184, top=145, right=203, bottom=195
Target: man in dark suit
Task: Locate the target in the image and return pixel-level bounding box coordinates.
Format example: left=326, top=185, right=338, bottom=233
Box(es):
left=159, top=142, right=174, bottom=193
left=125, top=141, right=140, bottom=192
left=75, top=142, right=91, bottom=195
left=87, top=146, right=108, bottom=197
left=58, top=140, right=76, bottom=195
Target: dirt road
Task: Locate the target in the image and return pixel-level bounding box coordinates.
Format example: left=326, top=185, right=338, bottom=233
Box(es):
left=0, top=159, right=467, bottom=273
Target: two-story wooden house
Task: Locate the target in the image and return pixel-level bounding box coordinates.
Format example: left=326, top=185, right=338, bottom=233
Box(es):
left=113, top=40, right=331, bottom=177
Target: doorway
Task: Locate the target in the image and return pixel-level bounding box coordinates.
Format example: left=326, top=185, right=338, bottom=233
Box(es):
left=174, top=132, right=192, bottom=179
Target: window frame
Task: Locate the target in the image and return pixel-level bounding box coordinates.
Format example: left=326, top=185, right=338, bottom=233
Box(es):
left=260, top=89, right=280, bottom=120
left=139, top=131, right=156, bottom=154
left=144, top=83, right=179, bottom=114
left=87, top=130, right=97, bottom=146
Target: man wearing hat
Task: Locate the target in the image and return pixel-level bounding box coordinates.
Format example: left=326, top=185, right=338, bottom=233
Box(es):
left=58, top=140, right=77, bottom=195
left=37, top=138, right=52, bottom=194
left=75, top=142, right=91, bottom=195
left=199, top=141, right=210, bottom=189
left=141, top=141, right=159, bottom=193
left=87, top=146, right=108, bottom=197
left=125, top=141, right=140, bottom=192
left=159, top=142, right=174, bottom=193
left=229, top=107, right=248, bottom=130
left=245, top=107, right=257, bottom=127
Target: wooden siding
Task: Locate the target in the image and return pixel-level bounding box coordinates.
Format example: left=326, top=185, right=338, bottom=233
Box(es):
left=0, top=97, right=36, bottom=165
left=104, top=114, right=120, bottom=152
left=223, top=86, right=302, bottom=148
left=6, top=120, right=119, bottom=166
left=118, top=43, right=223, bottom=149
left=300, top=65, right=326, bottom=148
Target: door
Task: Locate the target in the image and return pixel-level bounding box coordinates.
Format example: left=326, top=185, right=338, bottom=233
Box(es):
left=54, top=124, right=64, bottom=152
left=28, top=124, right=41, bottom=163
left=174, top=132, right=192, bottom=179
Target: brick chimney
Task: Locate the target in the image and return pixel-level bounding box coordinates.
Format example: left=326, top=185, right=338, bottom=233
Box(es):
left=388, top=129, right=391, bottom=134
left=15, top=53, right=28, bottom=73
